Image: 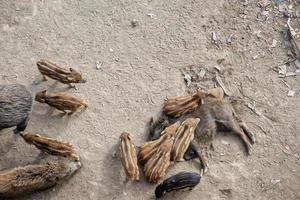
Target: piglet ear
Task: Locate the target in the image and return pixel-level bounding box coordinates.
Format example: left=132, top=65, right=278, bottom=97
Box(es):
left=41, top=90, right=47, bottom=94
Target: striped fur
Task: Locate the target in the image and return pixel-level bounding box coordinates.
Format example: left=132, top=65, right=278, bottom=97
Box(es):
left=37, top=59, right=85, bottom=86
left=171, top=118, right=200, bottom=161
left=119, top=132, right=139, bottom=181
left=139, top=121, right=180, bottom=164
left=144, top=138, right=173, bottom=183
left=35, top=90, right=87, bottom=115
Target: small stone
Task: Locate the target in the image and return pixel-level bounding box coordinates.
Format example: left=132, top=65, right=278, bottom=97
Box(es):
left=221, top=139, right=230, bottom=145
left=147, top=13, right=155, bottom=18
left=287, top=90, right=295, bottom=97
left=226, top=34, right=233, bottom=44
left=288, top=4, right=294, bottom=10
left=109, top=48, right=114, bottom=52
left=271, top=178, right=281, bottom=184
left=96, top=61, right=102, bottom=70
left=184, top=74, right=192, bottom=87
left=254, top=30, right=262, bottom=39
left=252, top=55, right=258, bottom=60
left=131, top=20, right=138, bottom=27
left=270, top=39, right=277, bottom=48
left=199, top=69, right=206, bottom=79
left=278, top=65, right=287, bottom=77
left=212, top=32, right=217, bottom=42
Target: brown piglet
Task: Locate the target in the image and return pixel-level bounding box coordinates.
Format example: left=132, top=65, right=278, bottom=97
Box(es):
left=37, top=59, right=86, bottom=89
left=35, top=90, right=87, bottom=115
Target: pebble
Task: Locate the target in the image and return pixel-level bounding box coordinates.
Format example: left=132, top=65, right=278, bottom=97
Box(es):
left=96, top=61, right=102, bottom=70
left=184, top=73, right=192, bottom=87
left=271, top=178, right=281, bottom=184
left=287, top=90, right=295, bottom=97
left=270, top=39, right=277, bottom=48
left=131, top=20, right=138, bottom=27
left=199, top=69, right=206, bottom=79
left=147, top=13, right=155, bottom=18
left=221, top=139, right=230, bottom=145
left=212, top=31, right=217, bottom=42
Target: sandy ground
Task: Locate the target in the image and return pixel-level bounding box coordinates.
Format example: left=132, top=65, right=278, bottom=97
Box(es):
left=0, top=0, right=300, bottom=199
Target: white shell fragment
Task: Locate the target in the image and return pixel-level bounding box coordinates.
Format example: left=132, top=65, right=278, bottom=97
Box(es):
left=226, top=34, right=233, bottom=44
left=270, top=39, right=277, bottom=48
left=96, top=61, right=102, bottom=70
left=184, top=73, right=192, bottom=87
left=287, top=90, right=295, bottom=97
left=147, top=13, right=156, bottom=18
left=271, top=178, right=281, bottom=184
left=212, top=32, right=217, bottom=42
left=278, top=65, right=287, bottom=78
left=199, top=69, right=206, bottom=79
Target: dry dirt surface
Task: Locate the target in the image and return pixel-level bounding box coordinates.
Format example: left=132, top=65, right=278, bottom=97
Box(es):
left=0, top=0, right=300, bottom=200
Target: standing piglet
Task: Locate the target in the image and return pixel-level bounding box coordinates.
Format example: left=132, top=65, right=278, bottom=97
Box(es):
left=0, top=84, right=33, bottom=133
left=35, top=90, right=87, bottom=115
left=37, top=59, right=86, bottom=89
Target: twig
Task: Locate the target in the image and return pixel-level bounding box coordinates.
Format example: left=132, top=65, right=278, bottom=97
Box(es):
left=251, top=123, right=268, bottom=135
left=215, top=75, right=232, bottom=96
left=281, top=79, right=290, bottom=88
left=269, top=58, right=296, bottom=72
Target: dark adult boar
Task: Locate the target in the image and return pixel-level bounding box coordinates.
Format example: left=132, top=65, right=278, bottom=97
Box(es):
left=0, top=84, right=32, bottom=133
